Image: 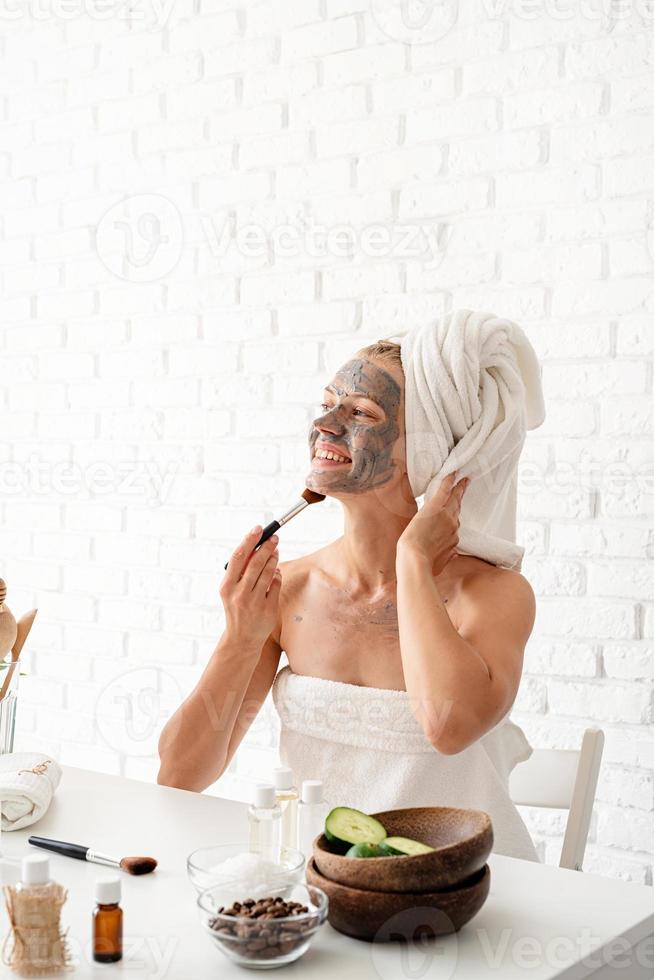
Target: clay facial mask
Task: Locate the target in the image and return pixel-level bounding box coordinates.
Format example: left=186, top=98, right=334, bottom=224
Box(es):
left=307, top=358, right=401, bottom=494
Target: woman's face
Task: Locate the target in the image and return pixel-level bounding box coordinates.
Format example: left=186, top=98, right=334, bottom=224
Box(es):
left=306, top=356, right=404, bottom=495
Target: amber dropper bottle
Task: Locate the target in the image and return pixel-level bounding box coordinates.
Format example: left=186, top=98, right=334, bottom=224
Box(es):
left=93, top=876, right=123, bottom=963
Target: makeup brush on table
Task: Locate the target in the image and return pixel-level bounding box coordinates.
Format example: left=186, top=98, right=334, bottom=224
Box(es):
left=224, top=488, right=325, bottom=570
left=28, top=836, right=157, bottom=875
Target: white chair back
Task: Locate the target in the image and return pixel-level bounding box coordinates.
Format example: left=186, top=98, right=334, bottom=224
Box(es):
left=509, top=727, right=605, bottom=870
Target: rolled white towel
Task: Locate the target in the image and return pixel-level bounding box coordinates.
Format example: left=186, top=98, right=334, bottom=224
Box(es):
left=388, top=309, right=546, bottom=571
left=0, top=752, right=62, bottom=831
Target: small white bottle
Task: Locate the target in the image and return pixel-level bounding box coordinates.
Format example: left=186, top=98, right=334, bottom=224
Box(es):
left=248, top=783, right=282, bottom=864
left=272, top=766, right=299, bottom=853
left=297, top=779, right=328, bottom=860
left=16, top=854, right=53, bottom=895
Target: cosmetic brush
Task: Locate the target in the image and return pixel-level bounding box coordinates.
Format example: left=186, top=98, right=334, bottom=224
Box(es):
left=28, top=836, right=157, bottom=875
left=224, top=488, right=325, bottom=570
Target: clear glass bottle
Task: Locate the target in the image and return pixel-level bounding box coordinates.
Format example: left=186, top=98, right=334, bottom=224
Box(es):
left=248, top=783, right=282, bottom=863
left=272, top=766, right=298, bottom=852
left=93, top=876, right=123, bottom=963
left=297, top=780, right=328, bottom=860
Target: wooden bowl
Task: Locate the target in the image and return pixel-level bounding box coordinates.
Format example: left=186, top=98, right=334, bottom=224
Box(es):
left=313, top=806, right=493, bottom=892
left=306, top=856, right=490, bottom=942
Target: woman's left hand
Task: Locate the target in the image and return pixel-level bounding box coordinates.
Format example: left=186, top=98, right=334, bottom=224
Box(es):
left=397, top=472, right=470, bottom=576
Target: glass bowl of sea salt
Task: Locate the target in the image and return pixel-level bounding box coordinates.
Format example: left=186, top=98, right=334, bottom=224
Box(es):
left=187, top=843, right=305, bottom=895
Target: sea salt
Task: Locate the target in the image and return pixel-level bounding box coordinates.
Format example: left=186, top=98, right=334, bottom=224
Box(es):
left=208, top=851, right=290, bottom=889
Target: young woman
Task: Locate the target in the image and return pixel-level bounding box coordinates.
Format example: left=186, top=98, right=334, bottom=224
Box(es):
left=158, top=339, right=540, bottom=862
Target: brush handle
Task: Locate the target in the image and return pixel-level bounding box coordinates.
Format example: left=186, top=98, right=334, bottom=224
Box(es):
left=29, top=836, right=90, bottom=861
left=224, top=520, right=281, bottom=570
left=29, top=836, right=122, bottom=869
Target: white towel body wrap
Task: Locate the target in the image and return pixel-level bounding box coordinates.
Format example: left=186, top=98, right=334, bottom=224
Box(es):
left=272, top=666, right=539, bottom=863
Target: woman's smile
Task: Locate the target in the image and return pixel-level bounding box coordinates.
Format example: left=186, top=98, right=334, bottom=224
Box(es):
left=311, top=455, right=352, bottom=469
left=312, top=441, right=353, bottom=468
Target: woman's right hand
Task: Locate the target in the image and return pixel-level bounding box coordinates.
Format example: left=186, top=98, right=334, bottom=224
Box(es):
left=219, top=527, right=282, bottom=650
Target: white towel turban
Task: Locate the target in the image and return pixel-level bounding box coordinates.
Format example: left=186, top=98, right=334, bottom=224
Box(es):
left=387, top=309, right=546, bottom=571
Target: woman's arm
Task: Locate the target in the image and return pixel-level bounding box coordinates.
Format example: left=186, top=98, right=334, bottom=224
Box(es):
left=220, top=634, right=283, bottom=773
left=157, top=631, right=282, bottom=791
left=158, top=526, right=282, bottom=791
left=395, top=545, right=535, bottom=755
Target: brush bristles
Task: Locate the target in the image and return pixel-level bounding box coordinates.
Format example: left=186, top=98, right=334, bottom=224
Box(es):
left=120, top=855, right=158, bottom=875
left=301, top=489, right=325, bottom=505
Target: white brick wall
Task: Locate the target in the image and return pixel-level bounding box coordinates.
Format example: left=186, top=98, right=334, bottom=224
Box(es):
left=1, top=0, right=653, bottom=881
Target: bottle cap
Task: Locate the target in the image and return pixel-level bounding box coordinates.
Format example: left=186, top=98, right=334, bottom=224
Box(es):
left=272, top=767, right=293, bottom=790
left=96, top=876, right=121, bottom=905
left=252, top=783, right=276, bottom=808
left=22, top=855, right=50, bottom=885
left=300, top=779, right=323, bottom=804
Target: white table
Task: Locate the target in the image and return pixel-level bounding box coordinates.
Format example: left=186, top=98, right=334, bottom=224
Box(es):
left=1, top=766, right=653, bottom=979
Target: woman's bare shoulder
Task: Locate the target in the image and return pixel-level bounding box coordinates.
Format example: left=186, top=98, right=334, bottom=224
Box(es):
left=460, top=555, right=533, bottom=593
left=277, top=551, right=314, bottom=584
left=457, top=557, right=536, bottom=629
left=278, top=540, right=338, bottom=580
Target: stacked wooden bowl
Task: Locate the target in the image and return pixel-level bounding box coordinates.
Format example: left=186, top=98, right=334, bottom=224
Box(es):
left=306, top=806, right=493, bottom=942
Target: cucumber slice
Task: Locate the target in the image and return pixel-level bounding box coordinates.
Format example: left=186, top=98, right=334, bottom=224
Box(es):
left=324, top=807, right=387, bottom=849
left=345, top=841, right=405, bottom=858
left=345, top=843, right=385, bottom=858
left=382, top=836, right=435, bottom=856
left=323, top=830, right=350, bottom=854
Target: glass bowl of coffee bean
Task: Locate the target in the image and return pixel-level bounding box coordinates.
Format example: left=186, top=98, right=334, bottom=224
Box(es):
left=197, top=880, right=328, bottom=969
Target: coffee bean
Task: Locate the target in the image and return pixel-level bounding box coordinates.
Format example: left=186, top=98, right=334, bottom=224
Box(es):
left=209, top=893, right=319, bottom=960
